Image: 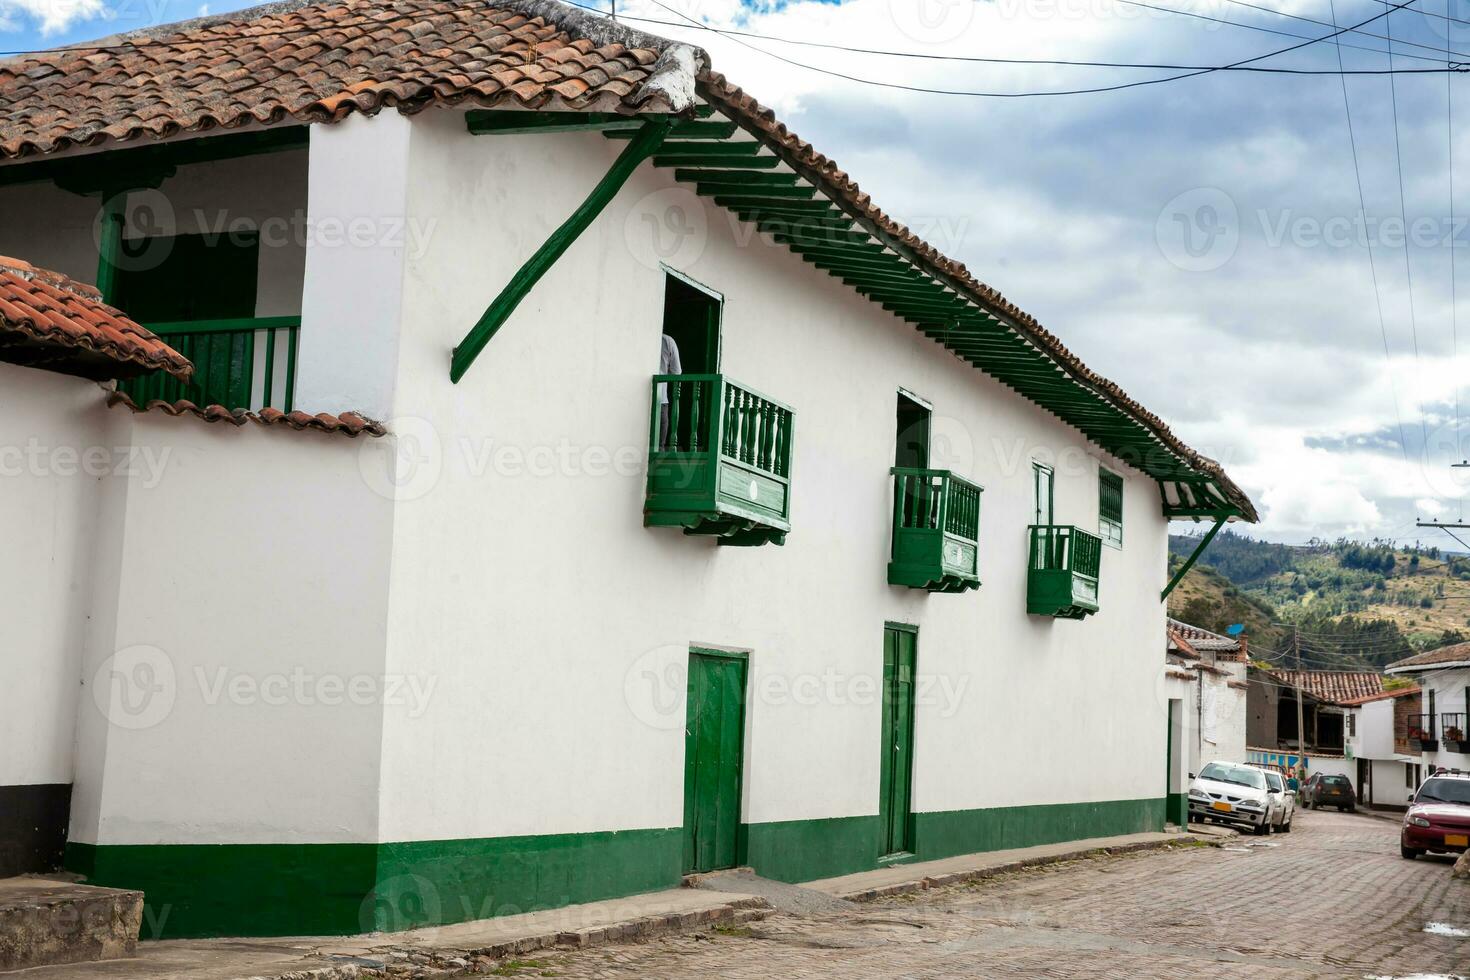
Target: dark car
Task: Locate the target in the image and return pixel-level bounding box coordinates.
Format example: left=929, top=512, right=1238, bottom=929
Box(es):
left=1302, top=773, right=1355, bottom=811
left=1401, top=773, right=1470, bottom=860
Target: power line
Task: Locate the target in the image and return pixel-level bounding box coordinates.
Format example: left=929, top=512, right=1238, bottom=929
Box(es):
left=1385, top=9, right=1434, bottom=461
left=629, top=0, right=1443, bottom=98
left=1329, top=0, right=1416, bottom=472
left=1204, top=0, right=1470, bottom=62
left=578, top=0, right=1470, bottom=68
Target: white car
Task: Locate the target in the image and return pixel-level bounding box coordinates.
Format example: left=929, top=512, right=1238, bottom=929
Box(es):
left=1261, top=768, right=1294, bottom=833
left=1189, top=761, right=1275, bottom=835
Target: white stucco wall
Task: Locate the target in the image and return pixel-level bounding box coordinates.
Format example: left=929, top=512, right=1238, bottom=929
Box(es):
left=0, top=363, right=108, bottom=789
left=69, top=412, right=396, bottom=845
left=352, top=109, right=1176, bottom=844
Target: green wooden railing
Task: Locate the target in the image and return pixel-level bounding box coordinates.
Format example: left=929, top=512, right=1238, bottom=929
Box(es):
left=1027, top=524, right=1102, bottom=618
left=646, top=373, right=795, bottom=546
left=118, top=316, right=300, bottom=412
left=888, top=468, right=983, bottom=592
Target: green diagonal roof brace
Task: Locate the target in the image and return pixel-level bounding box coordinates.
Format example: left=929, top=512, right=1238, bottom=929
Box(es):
left=451, top=117, right=674, bottom=383
left=1160, top=514, right=1226, bottom=601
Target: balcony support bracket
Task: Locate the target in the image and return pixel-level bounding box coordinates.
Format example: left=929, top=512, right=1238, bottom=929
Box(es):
left=1161, top=514, right=1227, bottom=601
left=451, top=117, right=674, bottom=383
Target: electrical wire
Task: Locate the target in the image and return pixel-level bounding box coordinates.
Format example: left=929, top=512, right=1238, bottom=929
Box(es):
left=1204, top=0, right=1470, bottom=62
left=633, top=0, right=1443, bottom=98
left=1328, top=0, right=1416, bottom=473
left=1384, top=8, right=1434, bottom=460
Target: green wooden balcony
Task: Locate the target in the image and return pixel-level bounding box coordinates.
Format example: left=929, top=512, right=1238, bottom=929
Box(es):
left=887, top=468, right=983, bottom=592
left=1027, top=525, right=1102, bottom=619
left=116, top=316, right=300, bottom=411
left=645, top=374, right=794, bottom=546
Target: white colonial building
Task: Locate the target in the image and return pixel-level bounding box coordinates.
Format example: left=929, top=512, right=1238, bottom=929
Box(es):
left=1164, top=620, right=1249, bottom=781
left=0, top=0, right=1254, bottom=938
left=1387, top=643, right=1470, bottom=782
left=1343, top=686, right=1425, bottom=810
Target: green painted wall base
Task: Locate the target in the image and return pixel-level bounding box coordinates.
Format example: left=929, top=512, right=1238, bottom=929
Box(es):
left=68, top=798, right=1164, bottom=939
left=1166, top=793, right=1188, bottom=826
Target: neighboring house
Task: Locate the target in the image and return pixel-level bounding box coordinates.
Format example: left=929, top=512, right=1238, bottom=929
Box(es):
left=1246, top=669, right=1382, bottom=789
left=0, top=0, right=1255, bottom=939
left=1386, top=641, right=1470, bottom=779
left=1341, top=686, right=1423, bottom=810
left=1165, top=620, right=1249, bottom=777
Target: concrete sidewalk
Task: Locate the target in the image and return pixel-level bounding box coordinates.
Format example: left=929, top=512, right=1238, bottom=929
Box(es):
left=11, top=889, right=769, bottom=980
left=806, top=830, right=1222, bottom=901
left=12, top=830, right=1221, bottom=979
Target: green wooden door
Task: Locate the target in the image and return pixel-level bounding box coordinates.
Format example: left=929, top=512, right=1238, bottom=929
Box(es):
left=682, top=650, right=746, bottom=874
left=878, top=625, right=917, bottom=858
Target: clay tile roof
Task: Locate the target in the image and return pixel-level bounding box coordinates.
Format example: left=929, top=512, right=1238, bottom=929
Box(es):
left=1337, top=686, right=1421, bottom=707
left=107, top=391, right=385, bottom=437
left=1260, top=670, right=1385, bottom=705
left=1386, top=641, right=1470, bottom=672
left=0, top=256, right=192, bottom=381
left=0, top=0, right=701, bottom=160
left=1167, top=619, right=1242, bottom=653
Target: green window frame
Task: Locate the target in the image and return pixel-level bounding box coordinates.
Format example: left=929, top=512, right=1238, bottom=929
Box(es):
left=1099, top=468, right=1124, bottom=548
left=1032, top=462, right=1054, bottom=526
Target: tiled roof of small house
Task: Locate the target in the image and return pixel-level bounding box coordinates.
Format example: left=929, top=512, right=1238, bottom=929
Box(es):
left=1167, top=619, right=1244, bottom=659
left=1337, top=685, right=1420, bottom=707
left=1386, top=641, right=1470, bottom=673
left=0, top=0, right=1254, bottom=519
left=107, top=391, right=386, bottom=437
left=0, top=256, right=192, bottom=380
left=1259, top=669, right=1385, bottom=706
left=0, top=0, right=695, bottom=159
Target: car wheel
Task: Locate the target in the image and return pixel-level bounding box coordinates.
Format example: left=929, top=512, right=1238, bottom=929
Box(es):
left=1282, top=817, right=1292, bottom=833
left=1254, top=820, right=1270, bottom=836
left=1303, top=800, right=1312, bottom=809
left=1401, top=844, right=1420, bottom=860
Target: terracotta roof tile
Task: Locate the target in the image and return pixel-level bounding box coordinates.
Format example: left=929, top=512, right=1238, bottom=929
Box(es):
left=1338, top=686, right=1421, bottom=706
left=0, top=0, right=699, bottom=160
left=1258, top=669, right=1385, bottom=705
left=1387, top=641, right=1470, bottom=672
left=107, top=391, right=385, bottom=437
left=0, top=256, right=192, bottom=381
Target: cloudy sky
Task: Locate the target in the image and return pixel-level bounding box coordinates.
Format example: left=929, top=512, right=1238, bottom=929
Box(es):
left=7, top=0, right=1470, bottom=544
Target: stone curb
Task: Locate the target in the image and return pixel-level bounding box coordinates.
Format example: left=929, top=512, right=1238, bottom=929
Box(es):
left=834, top=836, right=1219, bottom=903
left=297, top=898, right=773, bottom=979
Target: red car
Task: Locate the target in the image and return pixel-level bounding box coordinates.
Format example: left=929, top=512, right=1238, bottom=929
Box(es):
left=1401, top=772, right=1470, bottom=860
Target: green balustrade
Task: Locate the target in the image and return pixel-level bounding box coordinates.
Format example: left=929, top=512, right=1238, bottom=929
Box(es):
left=117, top=316, right=300, bottom=412
left=1027, top=524, right=1102, bottom=619
left=644, top=373, right=794, bottom=546
left=887, top=468, right=983, bottom=592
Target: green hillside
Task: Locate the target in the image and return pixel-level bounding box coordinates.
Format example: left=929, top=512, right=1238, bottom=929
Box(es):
left=1166, top=531, right=1470, bottom=670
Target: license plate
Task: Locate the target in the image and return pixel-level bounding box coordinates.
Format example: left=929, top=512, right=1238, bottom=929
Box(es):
left=1212, top=801, right=1233, bottom=813
left=1447, top=834, right=1469, bottom=847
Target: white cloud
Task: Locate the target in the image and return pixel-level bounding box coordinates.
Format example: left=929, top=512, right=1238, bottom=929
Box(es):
left=0, top=0, right=107, bottom=34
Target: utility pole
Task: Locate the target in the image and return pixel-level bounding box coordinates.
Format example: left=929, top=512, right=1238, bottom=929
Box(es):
left=1293, top=624, right=1307, bottom=786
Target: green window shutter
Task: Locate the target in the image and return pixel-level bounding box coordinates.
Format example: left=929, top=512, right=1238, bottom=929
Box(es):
left=1099, top=469, right=1123, bottom=548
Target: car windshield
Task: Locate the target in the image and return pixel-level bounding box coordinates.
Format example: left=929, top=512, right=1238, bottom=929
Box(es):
left=1416, top=778, right=1470, bottom=805
left=1199, top=763, right=1266, bottom=790
left=1265, top=772, right=1283, bottom=791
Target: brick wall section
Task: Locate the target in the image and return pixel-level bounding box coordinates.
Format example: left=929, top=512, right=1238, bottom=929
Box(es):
left=1393, top=693, right=1422, bottom=756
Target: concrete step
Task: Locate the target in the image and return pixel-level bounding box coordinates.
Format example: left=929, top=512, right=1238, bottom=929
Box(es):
left=0, top=877, right=143, bottom=971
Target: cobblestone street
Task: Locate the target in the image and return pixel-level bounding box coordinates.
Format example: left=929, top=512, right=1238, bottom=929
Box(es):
left=519, top=810, right=1470, bottom=979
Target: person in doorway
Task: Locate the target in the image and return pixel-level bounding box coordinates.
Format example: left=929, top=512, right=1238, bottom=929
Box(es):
left=658, top=333, right=682, bottom=449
